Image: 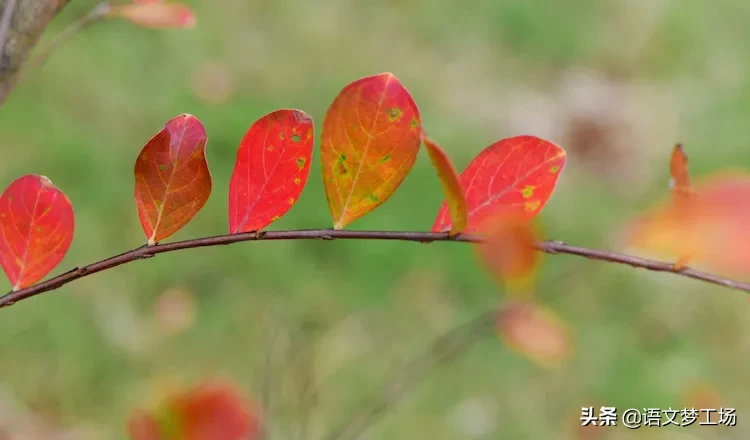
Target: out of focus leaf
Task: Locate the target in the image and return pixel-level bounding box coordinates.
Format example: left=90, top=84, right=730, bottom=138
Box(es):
left=107, top=2, right=196, bottom=29
left=423, top=136, right=467, bottom=236
left=670, top=143, right=690, bottom=204
left=497, top=301, right=570, bottom=367
left=475, top=211, right=540, bottom=296
left=229, top=109, right=314, bottom=233
left=128, top=380, right=261, bottom=440
left=624, top=172, right=750, bottom=278
left=134, top=114, right=212, bottom=245
left=433, top=135, right=566, bottom=233
left=320, top=72, right=422, bottom=229
left=0, top=175, right=74, bottom=291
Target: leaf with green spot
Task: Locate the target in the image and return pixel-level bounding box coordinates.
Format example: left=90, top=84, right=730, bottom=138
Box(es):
left=229, top=109, right=314, bottom=233
left=432, top=135, right=566, bottom=233
left=320, top=72, right=422, bottom=229
left=422, top=136, right=467, bottom=236
left=0, top=174, right=75, bottom=291
left=134, top=114, right=212, bottom=245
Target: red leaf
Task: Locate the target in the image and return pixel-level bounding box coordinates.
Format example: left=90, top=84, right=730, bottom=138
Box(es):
left=134, top=114, right=212, bottom=245
left=321, top=72, right=422, bottom=229
left=228, top=109, right=314, bottom=233
left=422, top=136, right=467, bottom=236
left=128, top=380, right=261, bottom=440
left=107, top=2, right=196, bottom=29
left=669, top=143, right=691, bottom=207
left=0, top=175, right=74, bottom=291
left=432, top=135, right=566, bottom=233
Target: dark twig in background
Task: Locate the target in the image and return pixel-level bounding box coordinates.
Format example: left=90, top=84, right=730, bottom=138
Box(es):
left=2, top=228, right=749, bottom=309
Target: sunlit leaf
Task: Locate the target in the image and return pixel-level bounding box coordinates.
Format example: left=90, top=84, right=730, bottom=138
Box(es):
left=229, top=109, right=314, bottom=233
left=107, top=2, right=196, bottom=29
left=321, top=72, right=422, bottom=229
left=0, top=175, right=74, bottom=291
left=128, top=380, right=261, bottom=440
left=623, top=172, right=750, bottom=278
left=432, top=135, right=566, bottom=233
left=134, top=114, right=212, bottom=245
left=475, top=212, right=540, bottom=296
left=497, top=301, right=570, bottom=367
left=423, top=136, right=467, bottom=236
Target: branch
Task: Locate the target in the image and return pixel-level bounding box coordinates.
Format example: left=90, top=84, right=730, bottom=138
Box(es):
left=0, top=0, right=71, bottom=106
left=1, top=229, right=749, bottom=309
left=322, top=308, right=498, bottom=440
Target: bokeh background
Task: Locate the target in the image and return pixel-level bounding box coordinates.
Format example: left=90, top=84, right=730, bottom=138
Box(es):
left=2, top=0, right=750, bottom=438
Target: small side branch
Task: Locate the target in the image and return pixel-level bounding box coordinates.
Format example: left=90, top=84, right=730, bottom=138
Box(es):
left=1, top=228, right=749, bottom=309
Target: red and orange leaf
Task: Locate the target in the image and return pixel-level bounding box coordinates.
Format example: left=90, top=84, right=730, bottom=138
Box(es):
left=0, top=175, right=74, bottom=291
left=670, top=143, right=690, bottom=207
left=107, top=2, right=196, bottom=29
left=321, top=72, right=422, bottom=229
left=134, top=114, right=212, bottom=245
left=128, top=380, right=261, bottom=440
left=432, top=135, right=566, bottom=234
left=497, top=301, right=570, bottom=368
left=475, top=212, right=540, bottom=296
left=623, top=172, right=750, bottom=278
left=228, top=109, right=314, bottom=233
left=423, top=136, right=467, bottom=236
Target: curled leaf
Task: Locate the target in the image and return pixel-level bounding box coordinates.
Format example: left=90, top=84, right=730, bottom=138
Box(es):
left=107, top=2, right=196, bottom=29
left=497, top=301, right=570, bottom=367
left=623, top=172, right=750, bottom=278
left=321, top=72, right=422, bottom=229
left=475, top=212, right=540, bottom=296
left=0, top=175, right=75, bottom=291
left=134, top=114, right=212, bottom=245
left=432, top=135, right=566, bottom=233
left=229, top=109, right=314, bottom=233
left=423, top=136, right=467, bottom=236
left=128, top=380, right=261, bottom=440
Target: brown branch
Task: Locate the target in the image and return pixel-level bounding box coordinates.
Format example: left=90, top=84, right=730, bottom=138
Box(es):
left=0, top=0, right=71, bottom=106
left=1, top=229, right=749, bottom=309
left=322, top=308, right=498, bottom=440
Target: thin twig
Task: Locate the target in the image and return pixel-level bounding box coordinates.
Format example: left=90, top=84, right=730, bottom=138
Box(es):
left=322, top=308, right=498, bottom=440
left=22, top=1, right=110, bottom=73
left=1, top=228, right=749, bottom=309
left=0, top=0, right=18, bottom=61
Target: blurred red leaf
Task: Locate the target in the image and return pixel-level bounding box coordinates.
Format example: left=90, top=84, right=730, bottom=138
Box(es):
left=623, top=172, right=750, bottom=277
left=423, top=136, right=467, bottom=236
left=107, top=2, right=196, bottom=29
left=475, top=212, right=540, bottom=295
left=0, top=175, right=74, bottom=291
left=321, top=72, right=422, bottom=229
left=670, top=143, right=690, bottom=203
left=432, top=135, right=566, bottom=234
left=128, top=380, right=261, bottom=440
left=134, top=114, right=211, bottom=245
left=228, top=109, right=314, bottom=233
left=497, top=301, right=570, bottom=367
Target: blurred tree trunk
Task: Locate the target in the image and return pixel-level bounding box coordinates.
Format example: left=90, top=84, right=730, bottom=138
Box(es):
left=0, top=0, right=69, bottom=106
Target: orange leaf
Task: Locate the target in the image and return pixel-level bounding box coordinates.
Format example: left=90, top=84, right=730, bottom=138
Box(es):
left=0, top=175, right=75, bottom=291
left=623, top=172, right=750, bottom=277
left=321, top=73, right=422, bottom=229
left=497, top=301, right=570, bottom=367
left=475, top=212, right=540, bottom=295
left=228, top=109, right=314, bottom=233
left=128, top=380, right=261, bottom=440
left=670, top=143, right=690, bottom=208
left=107, top=2, right=196, bottom=29
left=432, top=135, right=566, bottom=234
left=422, top=136, right=467, bottom=236
left=134, top=114, right=212, bottom=245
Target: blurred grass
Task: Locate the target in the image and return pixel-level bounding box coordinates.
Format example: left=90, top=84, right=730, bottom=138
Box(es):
left=1, top=0, right=750, bottom=438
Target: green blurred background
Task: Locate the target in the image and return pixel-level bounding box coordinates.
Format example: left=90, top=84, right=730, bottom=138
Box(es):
left=2, top=0, right=750, bottom=438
